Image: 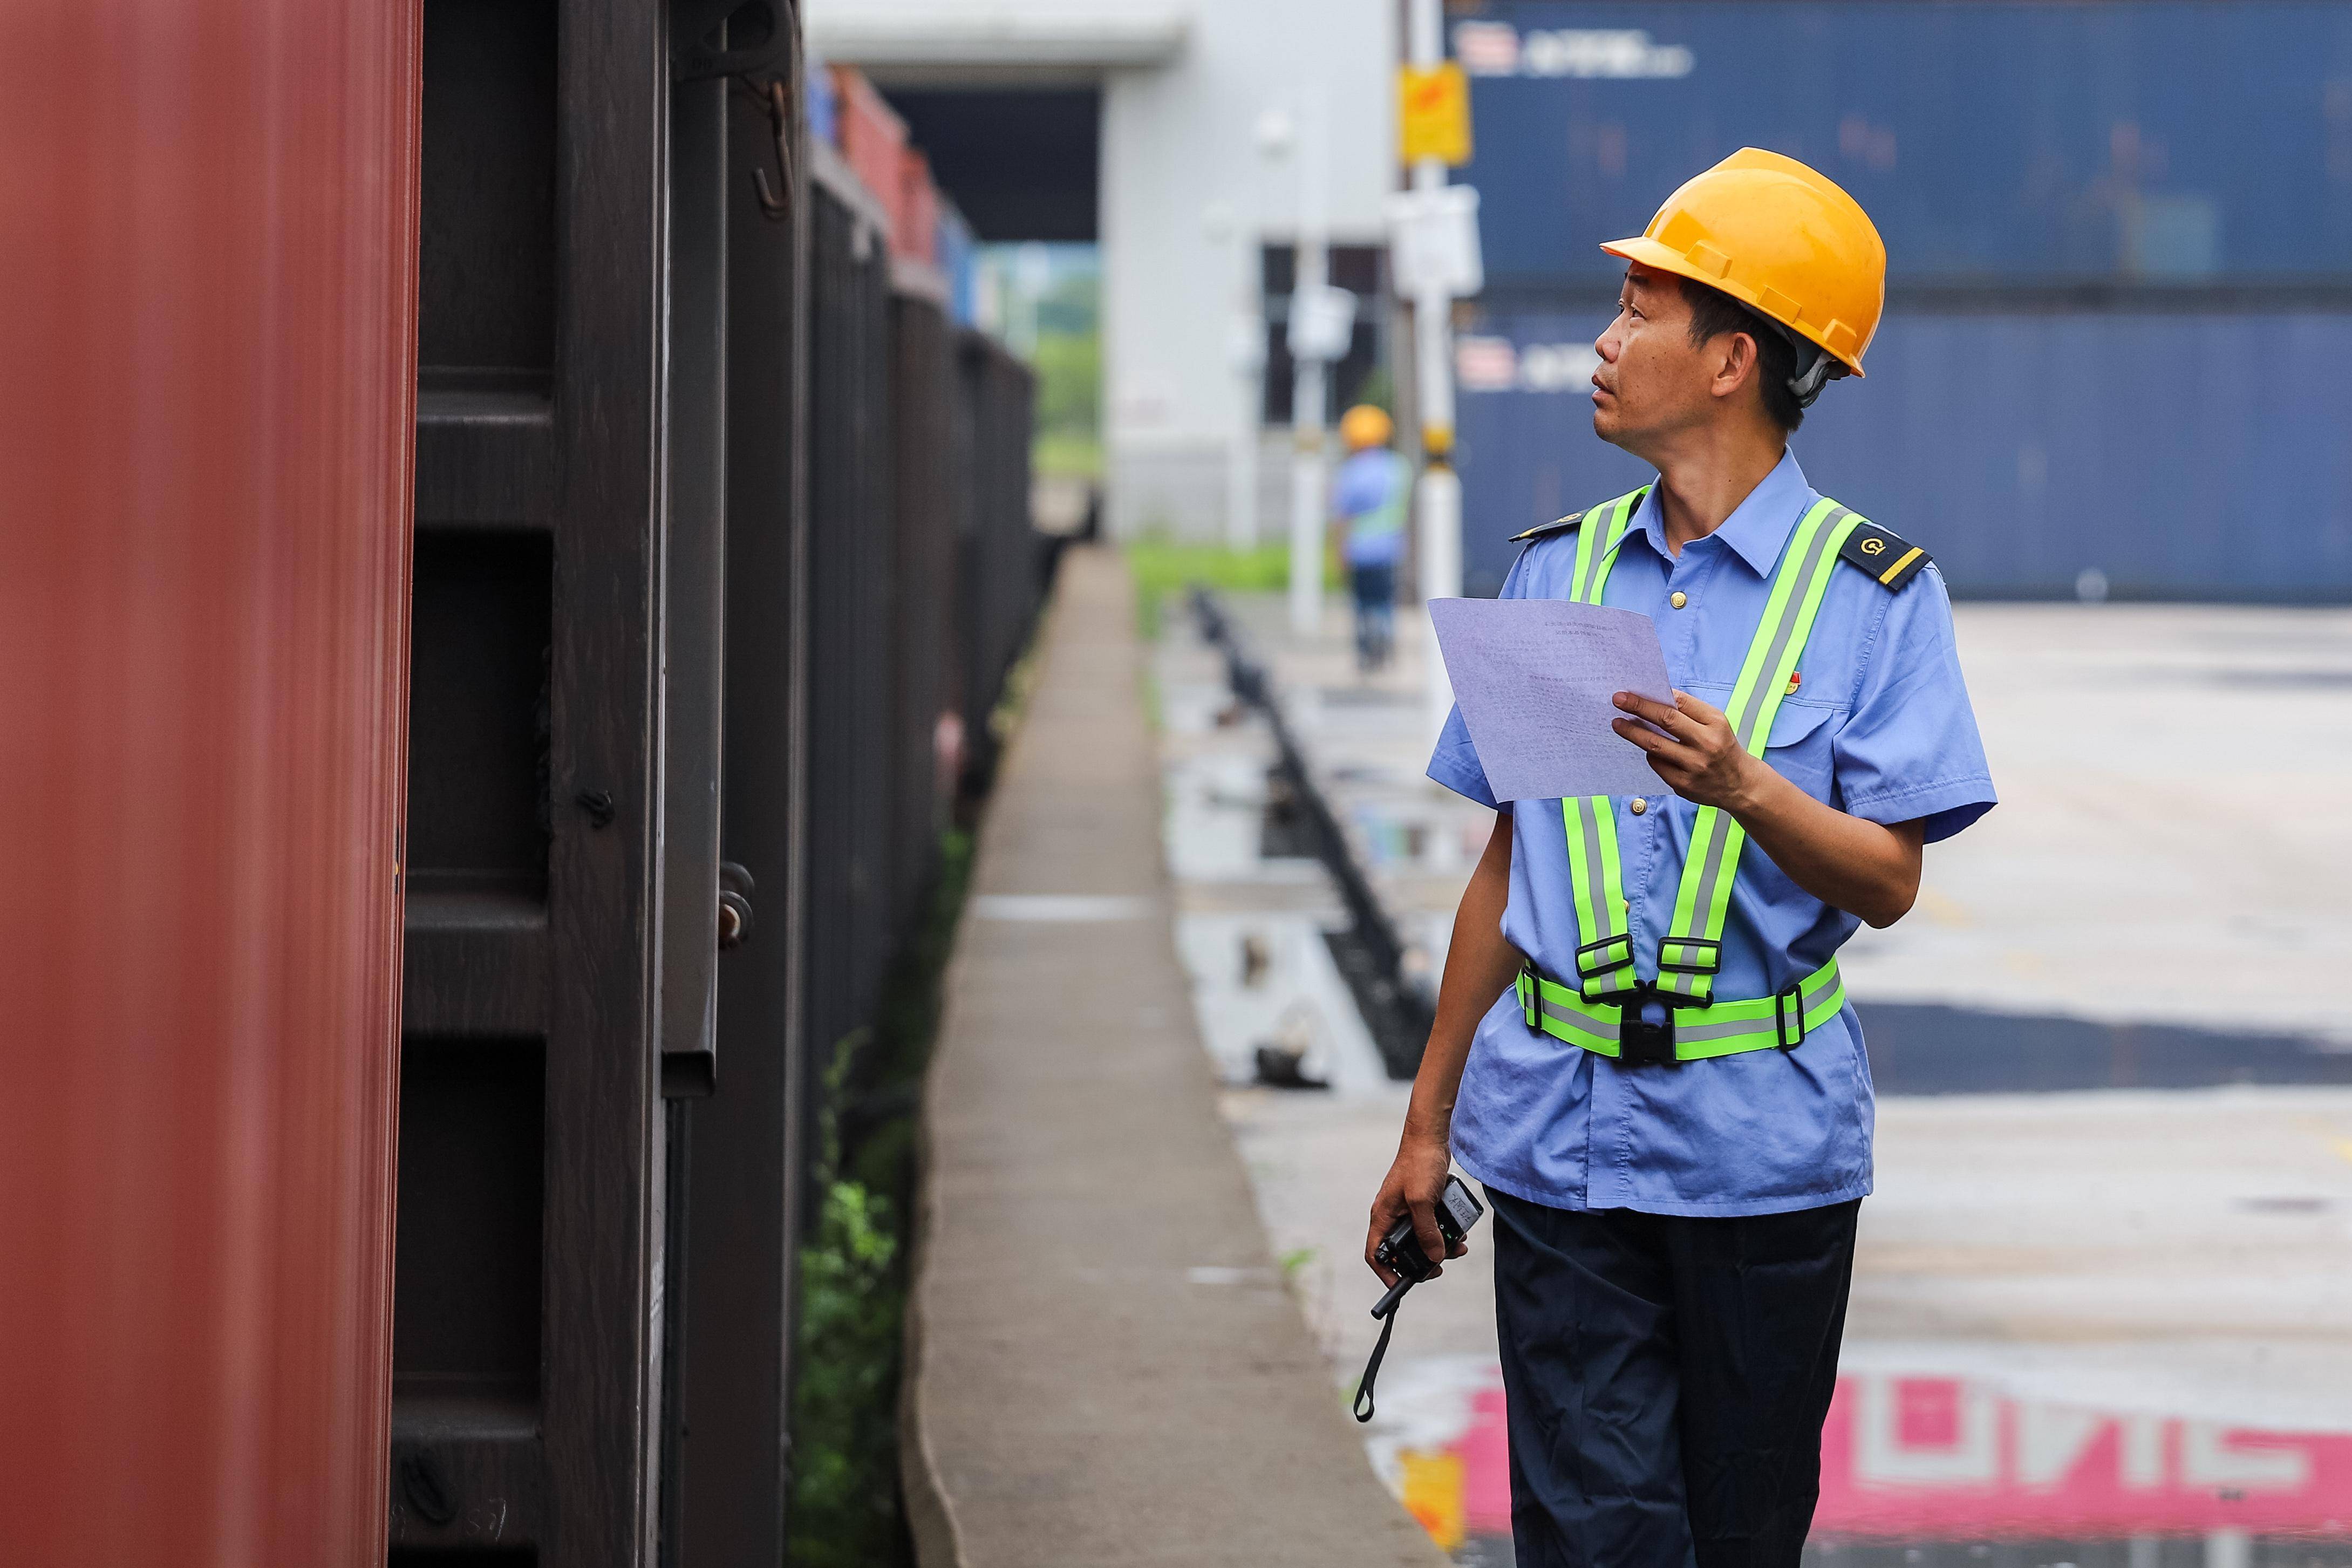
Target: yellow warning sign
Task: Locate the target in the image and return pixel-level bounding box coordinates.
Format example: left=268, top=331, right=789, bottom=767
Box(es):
left=1399, top=63, right=1472, bottom=166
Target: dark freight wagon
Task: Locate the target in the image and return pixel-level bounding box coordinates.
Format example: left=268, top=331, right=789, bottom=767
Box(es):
left=394, top=2, right=1049, bottom=1564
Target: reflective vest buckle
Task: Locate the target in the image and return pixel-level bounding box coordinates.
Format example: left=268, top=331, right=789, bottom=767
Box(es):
left=1616, top=985, right=1680, bottom=1068
left=1773, top=983, right=1807, bottom=1050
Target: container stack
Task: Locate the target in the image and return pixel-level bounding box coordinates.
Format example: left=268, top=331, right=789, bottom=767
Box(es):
left=1447, top=2, right=2352, bottom=602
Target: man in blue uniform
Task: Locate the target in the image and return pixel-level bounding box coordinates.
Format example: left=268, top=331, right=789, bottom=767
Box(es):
left=1332, top=403, right=1414, bottom=672
left=1365, top=149, right=1997, bottom=1566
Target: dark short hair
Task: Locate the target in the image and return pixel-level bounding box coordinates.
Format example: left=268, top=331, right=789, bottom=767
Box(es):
left=1680, top=276, right=1804, bottom=432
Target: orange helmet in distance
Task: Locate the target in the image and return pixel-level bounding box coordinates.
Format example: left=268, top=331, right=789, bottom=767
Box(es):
left=1340, top=404, right=1394, bottom=451
left=1601, top=148, right=1886, bottom=402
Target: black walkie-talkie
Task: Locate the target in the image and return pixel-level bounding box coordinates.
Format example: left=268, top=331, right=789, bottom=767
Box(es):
left=1355, top=1175, right=1483, bottom=1422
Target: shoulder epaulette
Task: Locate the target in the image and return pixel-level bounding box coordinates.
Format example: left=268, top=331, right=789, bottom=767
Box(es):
left=1510, top=510, right=1583, bottom=544
left=1837, top=519, right=1931, bottom=591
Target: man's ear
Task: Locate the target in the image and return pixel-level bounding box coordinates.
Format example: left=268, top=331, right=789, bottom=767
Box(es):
left=1709, top=331, right=1761, bottom=402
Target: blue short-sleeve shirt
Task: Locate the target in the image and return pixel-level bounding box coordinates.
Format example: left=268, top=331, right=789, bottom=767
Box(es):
left=1428, top=449, right=1996, bottom=1217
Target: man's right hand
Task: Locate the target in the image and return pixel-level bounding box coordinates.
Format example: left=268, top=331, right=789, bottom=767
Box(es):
left=1366, top=1130, right=1466, bottom=1287
left=1366, top=809, right=1516, bottom=1290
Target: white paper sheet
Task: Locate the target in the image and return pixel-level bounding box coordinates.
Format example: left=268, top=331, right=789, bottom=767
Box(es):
left=1429, top=596, right=1676, bottom=802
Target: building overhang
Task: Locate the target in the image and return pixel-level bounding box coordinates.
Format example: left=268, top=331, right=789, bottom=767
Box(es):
left=805, top=1, right=1189, bottom=85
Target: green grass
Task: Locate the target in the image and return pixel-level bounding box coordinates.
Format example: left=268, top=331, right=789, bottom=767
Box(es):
left=1123, top=538, right=1339, bottom=640
left=785, top=827, right=976, bottom=1568
left=1032, top=430, right=1102, bottom=479
left=783, top=589, right=1055, bottom=1566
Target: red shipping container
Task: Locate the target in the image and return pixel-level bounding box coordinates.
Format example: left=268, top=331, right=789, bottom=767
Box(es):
left=0, top=0, right=419, bottom=1563
left=831, top=64, right=910, bottom=237
left=897, top=147, right=941, bottom=266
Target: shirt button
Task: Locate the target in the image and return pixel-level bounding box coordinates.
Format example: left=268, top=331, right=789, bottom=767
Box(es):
left=1669, top=591, right=1688, bottom=609
left=1630, top=797, right=1648, bottom=815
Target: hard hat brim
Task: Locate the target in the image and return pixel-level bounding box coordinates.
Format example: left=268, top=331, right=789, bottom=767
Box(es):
left=1600, top=235, right=1868, bottom=378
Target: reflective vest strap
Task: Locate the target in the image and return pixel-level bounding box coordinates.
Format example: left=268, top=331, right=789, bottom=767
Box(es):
left=1517, top=958, right=1846, bottom=1060
left=1561, top=794, right=1635, bottom=996
left=1557, top=487, right=1649, bottom=1000
left=1545, top=488, right=1867, bottom=1024
left=1655, top=501, right=1865, bottom=1004
left=1570, top=488, right=1646, bottom=607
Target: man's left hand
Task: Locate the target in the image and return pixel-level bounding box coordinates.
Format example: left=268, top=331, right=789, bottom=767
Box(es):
left=1612, top=690, right=1761, bottom=812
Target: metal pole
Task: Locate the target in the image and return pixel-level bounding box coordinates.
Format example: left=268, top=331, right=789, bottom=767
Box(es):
left=1287, top=81, right=1330, bottom=639
left=1225, top=212, right=1261, bottom=551
left=1408, top=0, right=1463, bottom=736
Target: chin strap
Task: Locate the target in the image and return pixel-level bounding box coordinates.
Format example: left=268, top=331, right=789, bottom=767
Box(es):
left=1785, top=338, right=1845, bottom=408
left=1750, top=311, right=1847, bottom=409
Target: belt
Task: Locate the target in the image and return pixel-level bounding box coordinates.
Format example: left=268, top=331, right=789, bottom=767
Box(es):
left=1515, top=957, right=1845, bottom=1067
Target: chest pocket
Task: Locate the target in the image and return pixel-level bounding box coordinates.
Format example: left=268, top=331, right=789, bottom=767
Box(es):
left=1762, top=701, right=1842, bottom=801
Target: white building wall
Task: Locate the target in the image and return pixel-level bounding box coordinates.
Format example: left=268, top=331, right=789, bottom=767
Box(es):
left=807, top=0, right=1395, bottom=542
left=1101, top=0, right=1394, bottom=540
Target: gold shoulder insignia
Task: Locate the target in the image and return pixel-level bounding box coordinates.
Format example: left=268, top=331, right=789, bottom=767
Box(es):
left=1837, top=520, right=1931, bottom=591
left=1510, top=510, right=1583, bottom=544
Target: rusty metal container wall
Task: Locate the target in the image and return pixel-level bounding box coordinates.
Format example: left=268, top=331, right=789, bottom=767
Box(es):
left=667, top=60, right=814, bottom=1567
left=953, top=332, right=1048, bottom=793
left=396, top=0, right=670, bottom=1554
left=805, top=161, right=899, bottom=1110
left=0, top=1, right=420, bottom=1562
left=890, top=289, right=957, bottom=926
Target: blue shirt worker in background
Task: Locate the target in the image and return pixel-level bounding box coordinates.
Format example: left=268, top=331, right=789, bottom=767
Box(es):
left=1366, top=149, right=1997, bottom=1567
left=1332, top=403, right=1413, bottom=672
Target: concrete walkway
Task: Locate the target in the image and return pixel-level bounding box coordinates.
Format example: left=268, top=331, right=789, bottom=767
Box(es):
left=1150, top=589, right=2352, bottom=1560
left=900, top=546, right=1444, bottom=1567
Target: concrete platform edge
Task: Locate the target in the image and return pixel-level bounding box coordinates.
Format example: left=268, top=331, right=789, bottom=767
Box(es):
left=897, top=546, right=1446, bottom=1567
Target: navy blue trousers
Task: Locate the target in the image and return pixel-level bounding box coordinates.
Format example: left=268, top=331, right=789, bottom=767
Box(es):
left=1349, top=559, right=1395, bottom=669
left=1487, top=1188, right=1859, bottom=1568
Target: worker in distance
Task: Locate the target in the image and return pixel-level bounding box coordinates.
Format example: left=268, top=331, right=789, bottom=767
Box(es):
left=1366, top=148, right=1996, bottom=1566
left=1330, top=403, right=1415, bottom=673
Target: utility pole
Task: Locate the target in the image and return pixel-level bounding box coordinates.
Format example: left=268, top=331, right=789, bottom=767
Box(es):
left=1286, top=81, right=1334, bottom=638
left=1208, top=202, right=1263, bottom=551
left=1406, top=0, right=1464, bottom=738
left=1389, top=0, right=1483, bottom=738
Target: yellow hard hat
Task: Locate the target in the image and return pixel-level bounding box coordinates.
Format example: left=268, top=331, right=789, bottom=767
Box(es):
left=1340, top=405, right=1394, bottom=449
left=1601, top=148, right=1886, bottom=378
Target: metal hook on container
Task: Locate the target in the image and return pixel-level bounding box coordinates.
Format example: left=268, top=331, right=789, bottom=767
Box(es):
left=751, top=77, right=793, bottom=220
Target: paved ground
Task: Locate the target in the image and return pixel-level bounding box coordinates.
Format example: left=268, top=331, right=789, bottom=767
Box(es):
left=899, top=548, right=1443, bottom=1568
left=1151, top=588, right=2352, bottom=1563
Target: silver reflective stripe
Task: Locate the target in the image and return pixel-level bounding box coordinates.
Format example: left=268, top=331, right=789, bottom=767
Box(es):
left=1674, top=978, right=1840, bottom=1043
left=1570, top=500, right=1599, bottom=602
left=1571, top=795, right=1615, bottom=938
left=1727, top=506, right=1855, bottom=747
left=1672, top=506, right=1852, bottom=960
left=1577, top=490, right=1642, bottom=604
left=1573, top=495, right=1617, bottom=602
left=1674, top=1013, right=1765, bottom=1044
left=1534, top=993, right=1618, bottom=1049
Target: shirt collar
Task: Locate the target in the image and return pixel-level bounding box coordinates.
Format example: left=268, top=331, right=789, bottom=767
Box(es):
left=1631, top=448, right=1819, bottom=577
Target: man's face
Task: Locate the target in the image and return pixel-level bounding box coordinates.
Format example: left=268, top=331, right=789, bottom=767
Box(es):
left=1590, top=264, right=1721, bottom=455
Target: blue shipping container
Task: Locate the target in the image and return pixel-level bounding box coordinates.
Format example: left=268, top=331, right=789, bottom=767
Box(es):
left=1455, top=306, right=2352, bottom=601
left=937, top=200, right=979, bottom=326
left=1455, top=1, right=2352, bottom=286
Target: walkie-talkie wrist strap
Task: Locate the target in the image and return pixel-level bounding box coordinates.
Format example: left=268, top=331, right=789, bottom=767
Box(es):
left=1353, top=1299, right=1400, bottom=1423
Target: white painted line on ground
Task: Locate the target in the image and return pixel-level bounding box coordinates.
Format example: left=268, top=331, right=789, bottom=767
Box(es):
left=968, top=893, right=1156, bottom=922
